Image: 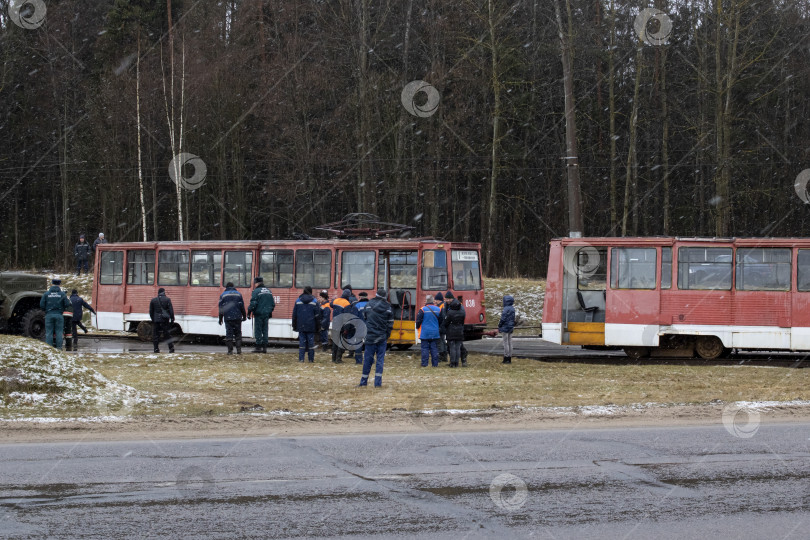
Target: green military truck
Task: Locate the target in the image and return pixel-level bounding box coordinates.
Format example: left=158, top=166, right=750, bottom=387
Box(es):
left=0, top=271, right=49, bottom=340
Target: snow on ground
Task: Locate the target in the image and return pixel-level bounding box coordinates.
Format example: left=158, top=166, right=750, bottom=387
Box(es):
left=484, top=277, right=545, bottom=328
left=0, top=335, right=147, bottom=418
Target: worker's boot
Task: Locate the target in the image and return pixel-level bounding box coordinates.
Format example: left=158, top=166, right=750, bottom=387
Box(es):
left=236, top=338, right=242, bottom=355
left=72, top=337, right=78, bottom=351
left=227, top=340, right=233, bottom=355
left=502, top=356, right=511, bottom=364
left=262, top=346, right=267, bottom=354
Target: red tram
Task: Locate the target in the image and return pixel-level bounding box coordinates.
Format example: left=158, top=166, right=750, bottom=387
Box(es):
left=542, top=237, right=810, bottom=359
left=92, top=239, right=486, bottom=347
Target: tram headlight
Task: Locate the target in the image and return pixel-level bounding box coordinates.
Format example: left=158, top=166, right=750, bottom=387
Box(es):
left=479, top=314, right=484, bottom=322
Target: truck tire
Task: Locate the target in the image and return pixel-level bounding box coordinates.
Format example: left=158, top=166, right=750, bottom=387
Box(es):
left=21, top=309, right=46, bottom=341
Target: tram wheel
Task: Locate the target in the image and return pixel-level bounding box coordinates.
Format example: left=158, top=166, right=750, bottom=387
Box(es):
left=136, top=321, right=153, bottom=342
left=695, top=336, right=725, bottom=360
left=623, top=347, right=650, bottom=360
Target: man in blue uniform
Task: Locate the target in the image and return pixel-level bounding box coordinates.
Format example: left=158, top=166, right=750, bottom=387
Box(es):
left=247, top=276, right=275, bottom=354
left=292, top=286, right=322, bottom=362
left=219, top=282, right=247, bottom=355
left=40, top=278, right=71, bottom=348
left=415, top=294, right=442, bottom=367
left=358, top=288, right=394, bottom=387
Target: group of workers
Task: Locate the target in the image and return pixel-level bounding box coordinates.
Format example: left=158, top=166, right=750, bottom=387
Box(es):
left=38, top=275, right=518, bottom=381
left=39, top=278, right=96, bottom=350
left=73, top=233, right=106, bottom=276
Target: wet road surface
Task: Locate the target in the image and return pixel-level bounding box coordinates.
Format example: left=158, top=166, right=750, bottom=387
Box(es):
left=2, top=424, right=810, bottom=538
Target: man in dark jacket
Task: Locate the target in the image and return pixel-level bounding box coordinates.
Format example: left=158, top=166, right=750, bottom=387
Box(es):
left=40, top=278, right=71, bottom=349
left=498, top=295, right=516, bottom=364
left=434, top=292, right=448, bottom=363
left=68, top=289, right=96, bottom=351
left=149, top=288, right=175, bottom=353
left=352, top=291, right=370, bottom=364
left=74, top=235, right=92, bottom=276
left=441, top=295, right=466, bottom=367
left=444, top=291, right=468, bottom=366
left=359, top=288, right=394, bottom=387
left=219, top=282, right=247, bottom=355
left=318, top=291, right=331, bottom=351
left=247, top=276, right=275, bottom=354
left=292, top=286, right=322, bottom=362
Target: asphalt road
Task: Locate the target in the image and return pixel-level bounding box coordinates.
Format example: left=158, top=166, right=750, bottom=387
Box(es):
left=2, top=424, right=810, bottom=538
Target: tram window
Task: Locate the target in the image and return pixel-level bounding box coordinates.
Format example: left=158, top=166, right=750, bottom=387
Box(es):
left=798, top=250, right=810, bottom=291
left=260, top=250, right=293, bottom=288
left=610, top=248, right=656, bottom=289
left=158, top=250, right=189, bottom=286
left=223, top=251, right=253, bottom=287
left=100, top=250, right=124, bottom=285
left=341, top=251, right=375, bottom=290
left=422, top=250, right=448, bottom=290
left=661, top=247, right=672, bottom=289
left=380, top=251, right=417, bottom=289
left=451, top=250, right=482, bottom=290
left=677, top=247, right=732, bottom=290
left=126, top=250, right=154, bottom=285
left=296, top=249, right=331, bottom=289
left=190, top=250, right=222, bottom=287
left=576, top=247, right=607, bottom=291
left=736, top=248, right=790, bottom=291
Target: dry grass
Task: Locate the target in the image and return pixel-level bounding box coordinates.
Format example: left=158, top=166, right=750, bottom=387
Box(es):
left=78, top=350, right=810, bottom=417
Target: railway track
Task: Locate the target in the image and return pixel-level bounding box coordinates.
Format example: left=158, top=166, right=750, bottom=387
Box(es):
left=77, top=333, right=810, bottom=366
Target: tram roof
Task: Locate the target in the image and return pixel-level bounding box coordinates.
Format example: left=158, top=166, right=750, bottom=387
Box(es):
left=555, top=236, right=810, bottom=247
left=96, top=238, right=481, bottom=248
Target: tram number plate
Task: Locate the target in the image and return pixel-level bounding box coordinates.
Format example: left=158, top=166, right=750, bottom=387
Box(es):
left=455, top=251, right=478, bottom=261
left=465, top=299, right=476, bottom=308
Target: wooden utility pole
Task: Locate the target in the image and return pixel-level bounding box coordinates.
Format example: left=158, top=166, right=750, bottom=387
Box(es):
left=554, top=0, right=584, bottom=236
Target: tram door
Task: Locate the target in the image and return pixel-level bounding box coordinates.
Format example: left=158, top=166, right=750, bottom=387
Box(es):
left=377, top=250, right=418, bottom=346
left=604, top=247, right=661, bottom=347
left=561, top=245, right=607, bottom=346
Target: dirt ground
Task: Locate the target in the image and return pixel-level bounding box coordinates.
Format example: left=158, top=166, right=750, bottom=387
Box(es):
left=3, top=401, right=810, bottom=444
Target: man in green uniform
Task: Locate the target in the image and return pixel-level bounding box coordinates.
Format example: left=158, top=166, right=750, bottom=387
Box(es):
left=247, top=276, right=275, bottom=354
left=40, top=278, right=71, bottom=349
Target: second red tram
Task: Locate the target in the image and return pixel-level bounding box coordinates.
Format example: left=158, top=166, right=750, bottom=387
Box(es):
left=92, top=239, right=486, bottom=347
left=542, top=236, right=810, bottom=359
